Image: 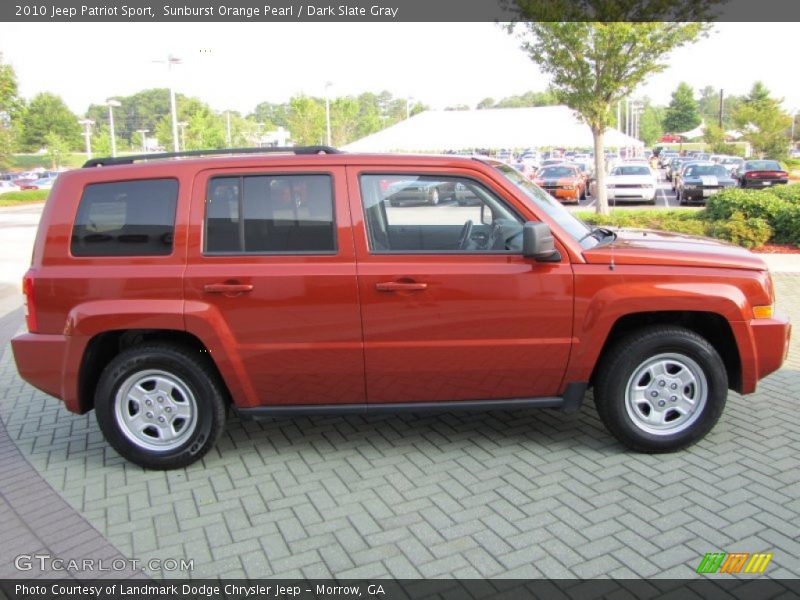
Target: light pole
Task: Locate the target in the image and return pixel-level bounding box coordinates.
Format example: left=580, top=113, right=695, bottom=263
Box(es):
left=106, top=99, right=121, bottom=157
left=154, top=54, right=182, bottom=152
left=178, top=121, right=188, bottom=151
left=226, top=111, right=232, bottom=147
left=406, top=96, right=414, bottom=120
left=136, top=129, right=149, bottom=152
left=324, top=81, right=332, bottom=146
left=79, top=119, right=94, bottom=158
left=791, top=108, right=797, bottom=147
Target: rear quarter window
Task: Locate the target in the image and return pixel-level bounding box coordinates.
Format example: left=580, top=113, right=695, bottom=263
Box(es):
left=71, top=179, right=178, bottom=257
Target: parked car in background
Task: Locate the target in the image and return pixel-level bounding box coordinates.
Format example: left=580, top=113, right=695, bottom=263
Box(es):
left=519, top=150, right=540, bottom=169
left=673, top=161, right=714, bottom=194
left=602, top=164, right=657, bottom=204
left=659, top=151, right=679, bottom=168
left=512, top=159, right=537, bottom=181
left=737, top=160, right=789, bottom=189
left=676, top=163, right=737, bottom=204
left=18, top=175, right=58, bottom=190
left=533, top=164, right=586, bottom=203
left=0, top=180, right=17, bottom=193
left=386, top=178, right=457, bottom=206
left=720, top=156, right=745, bottom=176
left=667, top=156, right=690, bottom=182
left=540, top=158, right=565, bottom=169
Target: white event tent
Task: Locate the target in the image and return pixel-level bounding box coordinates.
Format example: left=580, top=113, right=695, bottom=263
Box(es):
left=343, top=105, right=643, bottom=153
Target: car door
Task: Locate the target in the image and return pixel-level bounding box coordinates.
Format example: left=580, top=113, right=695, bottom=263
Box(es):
left=346, top=165, right=574, bottom=405
left=183, top=165, right=365, bottom=408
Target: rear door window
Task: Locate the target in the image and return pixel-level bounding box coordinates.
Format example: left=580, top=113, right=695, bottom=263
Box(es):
left=204, top=174, right=335, bottom=254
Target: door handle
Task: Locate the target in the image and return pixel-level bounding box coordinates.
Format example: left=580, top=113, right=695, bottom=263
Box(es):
left=375, top=281, right=428, bottom=292
left=203, top=283, right=254, bottom=293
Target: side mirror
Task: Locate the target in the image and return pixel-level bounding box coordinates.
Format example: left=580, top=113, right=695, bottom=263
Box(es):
left=522, top=222, right=560, bottom=262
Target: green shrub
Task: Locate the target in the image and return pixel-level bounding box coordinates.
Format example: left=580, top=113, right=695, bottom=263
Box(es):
left=705, top=188, right=785, bottom=222
left=770, top=183, right=800, bottom=204
left=707, top=212, right=772, bottom=249
left=772, top=203, right=800, bottom=246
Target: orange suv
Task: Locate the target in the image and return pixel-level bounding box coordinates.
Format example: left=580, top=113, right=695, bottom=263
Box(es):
left=11, top=147, right=791, bottom=469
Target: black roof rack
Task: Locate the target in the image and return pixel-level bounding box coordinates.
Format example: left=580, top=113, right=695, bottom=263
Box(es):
left=82, top=146, right=343, bottom=168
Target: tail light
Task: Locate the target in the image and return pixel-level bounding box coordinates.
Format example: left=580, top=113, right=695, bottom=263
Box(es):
left=22, top=271, right=37, bottom=333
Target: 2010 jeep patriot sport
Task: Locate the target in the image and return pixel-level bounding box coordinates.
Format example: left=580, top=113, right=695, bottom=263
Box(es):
left=11, top=147, right=791, bottom=469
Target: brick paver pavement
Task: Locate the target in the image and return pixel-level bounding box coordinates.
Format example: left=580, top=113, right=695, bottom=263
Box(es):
left=0, top=276, right=798, bottom=579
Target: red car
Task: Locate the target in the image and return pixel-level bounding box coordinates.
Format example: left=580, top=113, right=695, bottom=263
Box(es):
left=737, top=160, right=789, bottom=188
left=11, top=146, right=791, bottom=469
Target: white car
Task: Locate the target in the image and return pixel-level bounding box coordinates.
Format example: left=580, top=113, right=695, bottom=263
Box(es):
left=604, top=164, right=658, bottom=203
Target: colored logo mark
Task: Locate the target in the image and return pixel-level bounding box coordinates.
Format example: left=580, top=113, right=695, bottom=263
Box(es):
left=696, top=552, right=773, bottom=574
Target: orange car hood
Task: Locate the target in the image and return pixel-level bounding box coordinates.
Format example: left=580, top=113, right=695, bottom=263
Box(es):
left=583, top=228, right=767, bottom=271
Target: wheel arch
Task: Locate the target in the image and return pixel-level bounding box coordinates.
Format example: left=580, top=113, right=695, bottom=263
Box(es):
left=78, top=329, right=227, bottom=414
left=589, top=311, right=742, bottom=393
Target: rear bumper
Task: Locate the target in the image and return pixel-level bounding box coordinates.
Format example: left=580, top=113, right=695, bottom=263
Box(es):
left=11, top=332, right=82, bottom=413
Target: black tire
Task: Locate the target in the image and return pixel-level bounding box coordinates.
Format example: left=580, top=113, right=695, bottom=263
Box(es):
left=594, top=326, right=727, bottom=453
left=95, top=344, right=227, bottom=469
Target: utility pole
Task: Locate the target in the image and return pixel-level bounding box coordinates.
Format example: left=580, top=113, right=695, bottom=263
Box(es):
left=79, top=119, right=94, bottom=158
left=154, top=54, right=182, bottom=152
left=324, top=81, right=332, bottom=146
left=106, top=99, right=121, bottom=157
left=136, top=129, right=149, bottom=152
left=226, top=111, right=232, bottom=147
left=718, top=89, right=724, bottom=129
left=178, top=121, right=187, bottom=151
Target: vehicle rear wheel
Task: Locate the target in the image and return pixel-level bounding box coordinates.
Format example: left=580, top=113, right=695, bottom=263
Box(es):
left=429, top=188, right=440, bottom=205
left=594, top=326, right=727, bottom=453
left=95, top=344, right=227, bottom=469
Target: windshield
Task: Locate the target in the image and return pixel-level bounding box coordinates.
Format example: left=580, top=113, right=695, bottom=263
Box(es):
left=745, top=160, right=782, bottom=171
left=493, top=163, right=598, bottom=248
left=611, top=166, right=651, bottom=176
left=539, top=166, right=576, bottom=178
left=686, top=165, right=728, bottom=177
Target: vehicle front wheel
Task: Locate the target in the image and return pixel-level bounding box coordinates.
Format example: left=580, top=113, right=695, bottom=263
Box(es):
left=95, top=344, right=227, bottom=469
left=594, top=326, right=727, bottom=453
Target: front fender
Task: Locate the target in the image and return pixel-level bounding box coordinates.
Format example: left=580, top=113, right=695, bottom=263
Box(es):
left=564, top=271, right=753, bottom=387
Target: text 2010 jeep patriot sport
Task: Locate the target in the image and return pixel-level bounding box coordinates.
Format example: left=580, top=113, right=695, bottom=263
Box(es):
left=11, top=147, right=791, bottom=469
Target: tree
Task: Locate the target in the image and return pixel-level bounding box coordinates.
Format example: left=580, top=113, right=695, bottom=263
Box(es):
left=733, top=82, right=791, bottom=159
left=477, top=97, right=496, bottom=110
left=663, top=83, right=701, bottom=134
left=495, top=89, right=560, bottom=108
left=702, top=122, right=736, bottom=154
left=44, top=132, right=70, bottom=168
left=0, top=53, right=22, bottom=169
left=330, top=97, right=360, bottom=146
left=287, top=96, right=326, bottom=145
left=637, top=102, right=665, bottom=147
left=507, top=14, right=710, bottom=214
left=18, top=92, right=81, bottom=151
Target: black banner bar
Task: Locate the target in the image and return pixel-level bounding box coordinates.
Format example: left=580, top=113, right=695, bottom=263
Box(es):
left=2, top=0, right=800, bottom=22
left=2, top=579, right=800, bottom=600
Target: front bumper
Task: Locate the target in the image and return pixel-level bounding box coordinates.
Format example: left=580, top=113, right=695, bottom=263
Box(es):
left=607, top=187, right=656, bottom=201
left=750, top=311, right=792, bottom=384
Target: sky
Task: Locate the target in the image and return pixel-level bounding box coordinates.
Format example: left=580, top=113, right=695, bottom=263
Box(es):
left=0, top=22, right=798, bottom=116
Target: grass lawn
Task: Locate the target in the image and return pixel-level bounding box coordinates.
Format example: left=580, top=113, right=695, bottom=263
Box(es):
left=0, top=190, right=49, bottom=206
